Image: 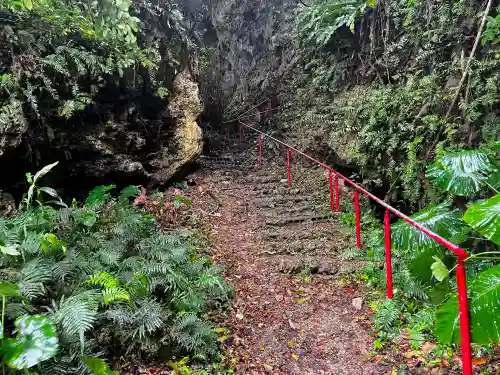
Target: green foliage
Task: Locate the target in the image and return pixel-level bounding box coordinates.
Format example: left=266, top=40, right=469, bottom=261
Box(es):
left=0, top=0, right=145, bottom=129
left=463, top=194, right=500, bottom=245
left=482, top=6, right=500, bottom=45
left=2, top=315, right=58, bottom=369
left=373, top=299, right=400, bottom=330
left=0, top=164, right=231, bottom=374
left=81, top=356, right=119, bottom=375
left=426, top=149, right=497, bottom=196
left=436, top=264, right=500, bottom=344
left=297, top=0, right=375, bottom=47
left=391, top=201, right=469, bottom=253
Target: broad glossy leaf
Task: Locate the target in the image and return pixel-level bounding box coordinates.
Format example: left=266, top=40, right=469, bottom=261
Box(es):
left=81, top=356, right=119, bottom=375
left=426, top=149, right=494, bottom=196
left=391, top=201, right=469, bottom=253
left=73, top=210, right=98, bottom=227
left=38, top=187, right=58, bottom=198
left=32, top=162, right=59, bottom=184
left=0, top=244, right=20, bottom=256
left=2, top=315, right=58, bottom=369
left=119, top=185, right=140, bottom=201
left=463, top=194, right=500, bottom=245
left=27, top=162, right=59, bottom=206
left=436, top=264, right=500, bottom=344
left=487, top=171, right=500, bottom=191
left=86, top=185, right=116, bottom=208
left=0, top=282, right=21, bottom=296
left=430, top=256, right=449, bottom=282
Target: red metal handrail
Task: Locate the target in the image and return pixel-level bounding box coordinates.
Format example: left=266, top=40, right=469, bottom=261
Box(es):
left=233, top=121, right=473, bottom=375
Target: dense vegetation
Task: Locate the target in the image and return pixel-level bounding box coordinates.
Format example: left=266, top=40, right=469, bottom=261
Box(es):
left=278, top=0, right=500, bottom=209
left=0, top=163, right=231, bottom=373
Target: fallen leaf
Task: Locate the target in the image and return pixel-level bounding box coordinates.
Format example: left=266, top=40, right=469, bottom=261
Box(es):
left=287, top=340, right=297, bottom=347
left=235, top=312, right=244, bottom=320
left=421, top=341, right=436, bottom=355
left=471, top=357, right=487, bottom=365
left=291, top=353, right=299, bottom=361
left=275, top=294, right=283, bottom=302
left=295, top=297, right=309, bottom=305
left=289, top=319, right=299, bottom=330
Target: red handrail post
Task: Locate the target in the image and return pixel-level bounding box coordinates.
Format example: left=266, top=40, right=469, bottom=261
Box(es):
left=329, top=170, right=335, bottom=212
left=354, top=190, right=361, bottom=249
left=287, top=148, right=291, bottom=187
left=456, top=258, right=472, bottom=375
left=384, top=209, right=393, bottom=299
left=258, top=134, right=263, bottom=167
left=335, top=176, right=340, bottom=211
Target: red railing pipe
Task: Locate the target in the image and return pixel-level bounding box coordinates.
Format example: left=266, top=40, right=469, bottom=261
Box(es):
left=287, top=149, right=291, bottom=187
left=354, top=191, right=361, bottom=249
left=384, top=209, right=393, bottom=299
left=456, top=258, right=472, bottom=375
left=329, top=170, right=335, bottom=211
left=335, top=176, right=340, bottom=211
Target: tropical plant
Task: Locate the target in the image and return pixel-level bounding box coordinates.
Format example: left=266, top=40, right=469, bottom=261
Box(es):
left=0, top=163, right=232, bottom=374
left=389, top=147, right=500, bottom=345
left=297, top=0, right=376, bottom=48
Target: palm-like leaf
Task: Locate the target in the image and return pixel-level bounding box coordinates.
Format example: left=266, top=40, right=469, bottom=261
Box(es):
left=391, top=201, right=469, bottom=253
left=426, top=149, right=495, bottom=196
left=463, top=194, right=500, bottom=245
left=436, top=264, right=500, bottom=344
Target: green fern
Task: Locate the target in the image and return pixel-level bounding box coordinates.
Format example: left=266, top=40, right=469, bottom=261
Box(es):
left=373, top=299, right=401, bottom=330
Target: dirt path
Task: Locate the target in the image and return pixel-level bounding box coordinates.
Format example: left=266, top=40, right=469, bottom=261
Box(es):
left=192, top=161, right=388, bottom=375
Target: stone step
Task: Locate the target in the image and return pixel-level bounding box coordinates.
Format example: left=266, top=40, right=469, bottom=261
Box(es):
left=265, top=213, right=333, bottom=226
left=261, top=237, right=334, bottom=255
left=274, top=255, right=337, bottom=275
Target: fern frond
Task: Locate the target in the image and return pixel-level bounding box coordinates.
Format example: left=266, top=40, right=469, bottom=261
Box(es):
left=51, top=290, right=100, bottom=347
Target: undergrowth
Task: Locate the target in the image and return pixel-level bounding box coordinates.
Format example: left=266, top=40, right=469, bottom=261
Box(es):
left=0, top=163, right=232, bottom=374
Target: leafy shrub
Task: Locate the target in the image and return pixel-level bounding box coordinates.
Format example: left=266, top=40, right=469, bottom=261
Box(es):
left=389, top=146, right=500, bottom=345
left=0, top=164, right=232, bottom=374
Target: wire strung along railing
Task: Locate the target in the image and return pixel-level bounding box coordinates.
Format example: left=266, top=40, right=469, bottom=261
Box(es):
left=223, top=120, right=473, bottom=375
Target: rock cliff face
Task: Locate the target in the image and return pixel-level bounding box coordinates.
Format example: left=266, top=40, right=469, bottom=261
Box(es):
left=0, top=66, right=203, bottom=201
left=208, top=0, right=297, bottom=120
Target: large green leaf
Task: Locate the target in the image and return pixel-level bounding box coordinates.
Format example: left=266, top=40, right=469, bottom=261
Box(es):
left=27, top=162, right=59, bottom=206
left=2, top=315, right=58, bottom=369
left=85, top=185, right=116, bottom=208
left=436, top=264, right=500, bottom=344
left=463, top=194, right=500, bottom=245
left=426, top=149, right=494, bottom=196
left=391, top=201, right=469, bottom=253
left=119, top=185, right=140, bottom=202
left=81, top=356, right=119, bottom=375
left=0, top=282, right=21, bottom=297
